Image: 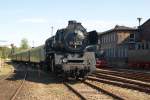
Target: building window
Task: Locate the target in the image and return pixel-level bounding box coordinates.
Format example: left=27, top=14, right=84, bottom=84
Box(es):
left=106, top=35, right=108, bottom=43
left=108, top=48, right=110, bottom=57
left=103, top=37, right=105, bottom=43
left=120, top=47, right=122, bottom=57
left=130, top=34, right=134, bottom=38
left=148, top=42, right=150, bottom=49
left=101, top=37, right=103, bottom=43
left=146, top=43, right=149, bottom=49
left=108, top=35, right=110, bottom=43
left=137, top=43, right=141, bottom=49
left=106, top=49, right=108, bottom=57
left=107, top=49, right=109, bottom=57
left=98, top=39, right=100, bottom=45
left=109, top=34, right=111, bottom=42
left=114, top=33, right=116, bottom=41
left=118, top=48, right=121, bottom=58
left=124, top=48, right=127, bottom=57
left=113, top=48, right=116, bottom=57
left=110, top=34, right=113, bottom=42
left=129, top=34, right=135, bottom=42
left=110, top=48, right=112, bottom=57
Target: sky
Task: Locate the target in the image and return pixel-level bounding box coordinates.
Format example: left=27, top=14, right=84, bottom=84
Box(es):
left=0, top=0, right=149, bottom=47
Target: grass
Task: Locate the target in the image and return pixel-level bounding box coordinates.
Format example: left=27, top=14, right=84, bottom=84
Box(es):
left=0, top=67, right=12, bottom=76
left=0, top=59, right=12, bottom=76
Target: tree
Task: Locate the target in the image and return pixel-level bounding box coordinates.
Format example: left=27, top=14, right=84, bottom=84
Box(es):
left=0, top=46, right=11, bottom=59
left=20, top=38, right=29, bottom=50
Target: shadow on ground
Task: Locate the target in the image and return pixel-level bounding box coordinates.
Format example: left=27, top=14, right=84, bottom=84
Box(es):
left=5, top=61, right=79, bottom=85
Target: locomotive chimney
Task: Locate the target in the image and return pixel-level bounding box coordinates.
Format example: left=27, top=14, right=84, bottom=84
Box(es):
left=68, top=20, right=77, bottom=25
left=77, top=23, right=81, bottom=26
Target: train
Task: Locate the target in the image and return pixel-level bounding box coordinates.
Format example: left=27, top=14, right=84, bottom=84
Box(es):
left=85, top=45, right=107, bottom=68
left=11, top=20, right=97, bottom=79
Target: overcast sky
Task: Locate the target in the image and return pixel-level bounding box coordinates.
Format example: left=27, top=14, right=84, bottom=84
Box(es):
left=0, top=0, right=149, bottom=47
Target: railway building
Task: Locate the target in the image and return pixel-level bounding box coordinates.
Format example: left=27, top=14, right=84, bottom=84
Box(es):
left=98, top=18, right=150, bottom=68
left=136, top=18, right=150, bottom=49
left=128, top=18, right=150, bottom=50
left=128, top=19, right=150, bottom=68
left=98, top=25, right=137, bottom=67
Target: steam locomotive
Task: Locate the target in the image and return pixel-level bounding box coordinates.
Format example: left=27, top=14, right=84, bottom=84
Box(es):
left=12, top=20, right=97, bottom=79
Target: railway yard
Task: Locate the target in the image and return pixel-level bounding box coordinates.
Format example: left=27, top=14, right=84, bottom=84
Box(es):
left=0, top=61, right=149, bottom=100
left=0, top=0, right=150, bottom=100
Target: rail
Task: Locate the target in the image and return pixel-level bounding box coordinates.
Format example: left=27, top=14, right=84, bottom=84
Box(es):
left=10, top=71, right=28, bottom=100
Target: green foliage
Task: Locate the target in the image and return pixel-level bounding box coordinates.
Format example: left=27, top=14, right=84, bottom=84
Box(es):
left=0, top=46, right=11, bottom=59
left=0, top=38, right=30, bottom=59
left=20, top=38, right=29, bottom=50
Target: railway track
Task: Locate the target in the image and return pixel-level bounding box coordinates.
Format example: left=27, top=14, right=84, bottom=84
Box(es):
left=10, top=71, right=28, bottom=100
left=106, top=67, right=150, bottom=74
left=96, top=68, right=150, bottom=83
left=90, top=69, right=150, bottom=94
left=64, top=82, right=86, bottom=100
left=64, top=80, right=124, bottom=100
left=0, top=68, right=28, bottom=100
left=0, top=70, right=13, bottom=81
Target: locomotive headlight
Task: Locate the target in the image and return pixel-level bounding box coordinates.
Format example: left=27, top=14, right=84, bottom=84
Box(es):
left=62, top=58, right=68, bottom=63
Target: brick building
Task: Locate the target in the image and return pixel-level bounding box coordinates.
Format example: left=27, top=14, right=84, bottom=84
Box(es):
left=139, top=19, right=150, bottom=41
left=99, top=25, right=137, bottom=67
left=127, top=19, right=150, bottom=67
left=134, top=19, right=150, bottom=50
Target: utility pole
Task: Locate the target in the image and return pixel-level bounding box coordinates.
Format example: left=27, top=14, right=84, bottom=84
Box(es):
left=32, top=41, right=34, bottom=48
left=51, top=26, right=56, bottom=44
left=137, top=17, right=142, bottom=26
left=51, top=26, right=53, bottom=36
left=10, top=44, right=15, bottom=55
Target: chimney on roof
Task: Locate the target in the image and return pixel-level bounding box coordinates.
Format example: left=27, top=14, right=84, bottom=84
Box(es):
left=115, top=25, right=120, bottom=29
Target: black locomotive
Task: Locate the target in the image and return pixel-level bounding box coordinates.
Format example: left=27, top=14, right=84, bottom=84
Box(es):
left=12, top=20, right=97, bottom=79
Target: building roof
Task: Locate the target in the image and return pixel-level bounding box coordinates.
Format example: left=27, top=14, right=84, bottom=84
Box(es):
left=99, top=25, right=137, bottom=35
left=139, top=18, right=150, bottom=28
